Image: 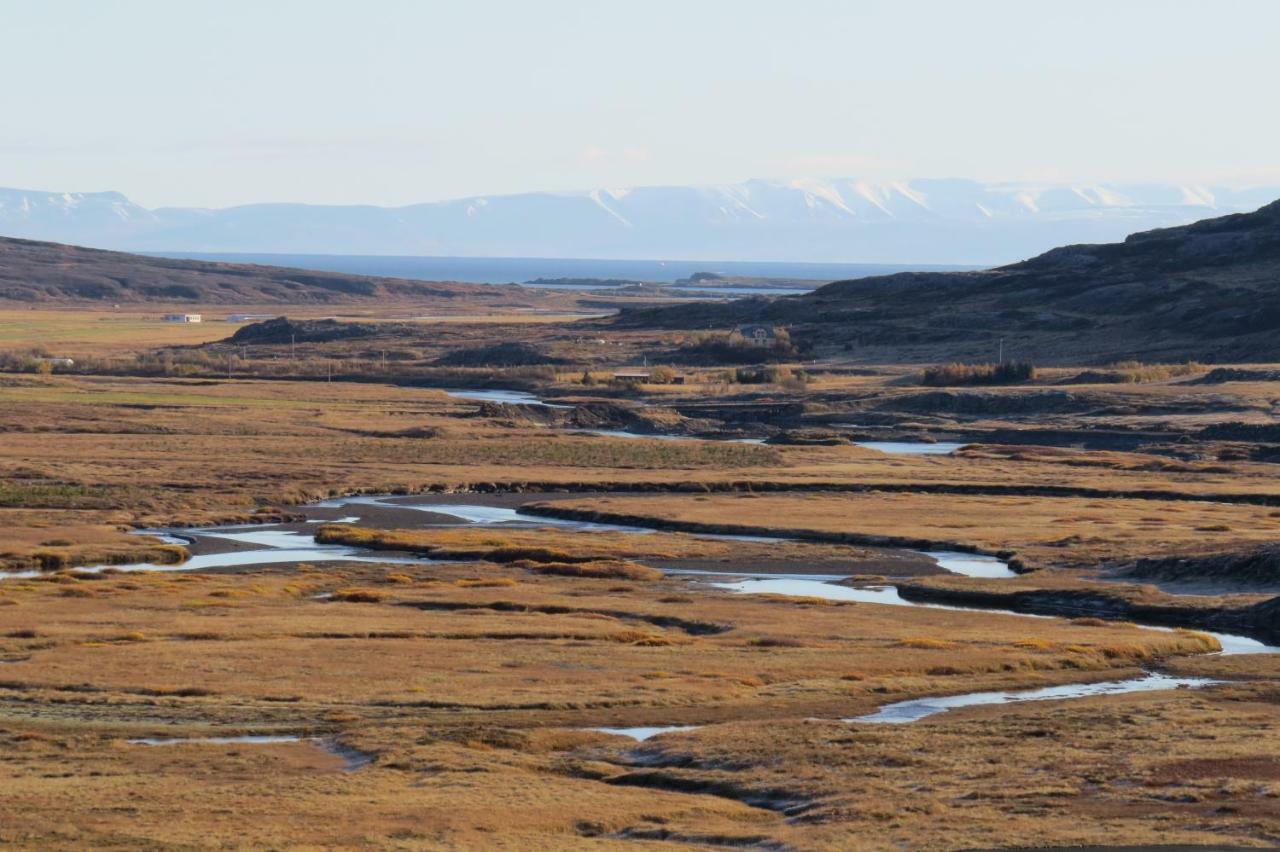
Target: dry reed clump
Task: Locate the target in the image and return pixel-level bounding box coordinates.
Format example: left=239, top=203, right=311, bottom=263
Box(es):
left=520, top=560, right=663, bottom=582
left=454, top=577, right=518, bottom=588
left=1174, top=629, right=1222, bottom=651
left=746, top=593, right=840, bottom=607
left=315, top=526, right=416, bottom=548
left=1107, top=361, right=1204, bottom=383
left=18, top=542, right=189, bottom=574
left=330, top=588, right=386, bottom=603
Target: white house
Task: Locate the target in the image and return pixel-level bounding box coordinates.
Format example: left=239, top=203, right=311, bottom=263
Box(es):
left=734, top=324, right=777, bottom=348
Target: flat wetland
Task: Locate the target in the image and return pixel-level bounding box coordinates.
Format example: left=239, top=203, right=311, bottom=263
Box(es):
left=3, top=306, right=1280, bottom=849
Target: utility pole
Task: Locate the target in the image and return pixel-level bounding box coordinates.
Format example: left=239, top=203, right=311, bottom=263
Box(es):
left=291, top=334, right=296, bottom=361
left=327, top=360, right=332, bottom=383
left=998, top=338, right=1004, bottom=365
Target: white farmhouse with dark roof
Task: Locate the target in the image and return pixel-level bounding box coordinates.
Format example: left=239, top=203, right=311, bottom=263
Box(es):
left=733, top=324, right=777, bottom=348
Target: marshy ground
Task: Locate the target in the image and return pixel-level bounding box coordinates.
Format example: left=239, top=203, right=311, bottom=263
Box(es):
left=2, top=307, right=1280, bottom=848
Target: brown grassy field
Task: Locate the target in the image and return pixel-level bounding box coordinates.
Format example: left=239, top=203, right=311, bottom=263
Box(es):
left=0, top=557, right=1235, bottom=849
left=1, top=342, right=1279, bottom=848
left=529, top=491, right=1280, bottom=571
left=4, top=371, right=1280, bottom=575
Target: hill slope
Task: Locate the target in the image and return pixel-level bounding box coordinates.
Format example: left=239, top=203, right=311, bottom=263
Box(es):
left=2, top=181, right=1277, bottom=264
left=0, top=236, right=559, bottom=306
left=616, top=200, right=1280, bottom=365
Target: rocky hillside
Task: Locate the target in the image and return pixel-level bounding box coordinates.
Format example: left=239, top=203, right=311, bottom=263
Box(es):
left=0, top=236, right=559, bottom=306
left=617, top=200, right=1280, bottom=365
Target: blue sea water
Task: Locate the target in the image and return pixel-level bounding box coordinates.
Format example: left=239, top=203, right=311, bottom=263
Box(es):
left=152, top=252, right=975, bottom=286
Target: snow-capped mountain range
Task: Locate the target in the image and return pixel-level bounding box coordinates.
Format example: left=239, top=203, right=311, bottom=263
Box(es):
left=1, top=179, right=1276, bottom=264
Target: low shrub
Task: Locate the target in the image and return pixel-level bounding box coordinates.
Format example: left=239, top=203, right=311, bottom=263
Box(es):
left=921, top=362, right=1035, bottom=386
left=330, top=587, right=385, bottom=603
left=433, top=343, right=565, bottom=368
left=1072, top=361, right=1203, bottom=384
left=747, top=636, right=806, bottom=648
left=668, top=330, right=800, bottom=365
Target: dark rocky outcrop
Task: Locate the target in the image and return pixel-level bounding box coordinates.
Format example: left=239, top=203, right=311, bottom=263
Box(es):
left=228, top=317, right=412, bottom=344
left=613, top=199, right=1280, bottom=364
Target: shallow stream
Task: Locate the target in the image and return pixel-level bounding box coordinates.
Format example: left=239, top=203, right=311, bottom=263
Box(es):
left=12, top=492, right=1270, bottom=728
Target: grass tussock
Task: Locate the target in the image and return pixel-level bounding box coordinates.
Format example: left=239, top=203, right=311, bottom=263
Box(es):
left=521, top=560, right=662, bottom=582
left=330, top=587, right=386, bottom=603
left=454, top=577, right=519, bottom=588
left=898, top=637, right=960, bottom=650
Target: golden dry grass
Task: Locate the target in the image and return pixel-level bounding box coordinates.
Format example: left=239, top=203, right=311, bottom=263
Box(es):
left=535, top=491, right=1280, bottom=569
left=1, top=357, right=1279, bottom=847
left=0, top=560, right=1260, bottom=848
left=5, top=371, right=1280, bottom=576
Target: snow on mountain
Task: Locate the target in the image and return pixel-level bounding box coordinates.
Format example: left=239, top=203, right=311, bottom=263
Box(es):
left=0, top=180, right=1275, bottom=264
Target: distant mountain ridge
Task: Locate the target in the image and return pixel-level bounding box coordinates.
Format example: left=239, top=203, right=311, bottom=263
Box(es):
left=1, top=180, right=1276, bottom=264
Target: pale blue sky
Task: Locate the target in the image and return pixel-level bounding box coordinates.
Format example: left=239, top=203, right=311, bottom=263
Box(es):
left=3, top=0, right=1277, bottom=207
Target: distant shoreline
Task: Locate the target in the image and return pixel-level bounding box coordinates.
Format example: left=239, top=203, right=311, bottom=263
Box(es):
left=144, top=251, right=983, bottom=286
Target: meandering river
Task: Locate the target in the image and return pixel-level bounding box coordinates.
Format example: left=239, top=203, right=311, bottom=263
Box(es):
left=9, top=491, right=1270, bottom=729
